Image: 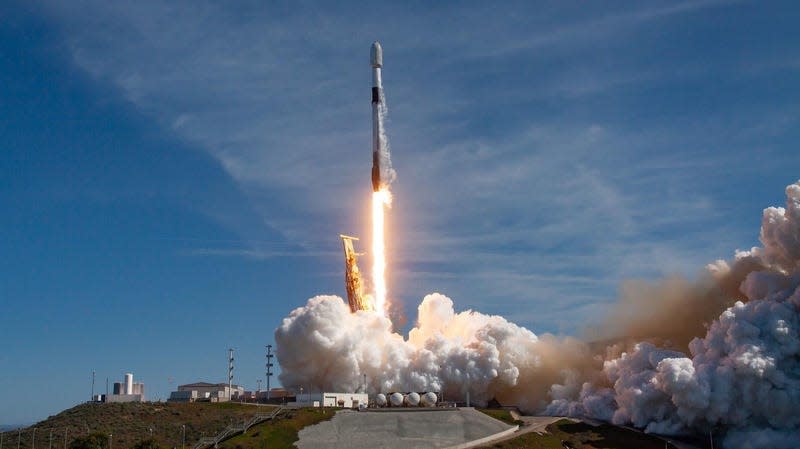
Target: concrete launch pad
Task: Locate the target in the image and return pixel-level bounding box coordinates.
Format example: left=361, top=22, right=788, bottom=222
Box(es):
left=296, top=407, right=517, bottom=449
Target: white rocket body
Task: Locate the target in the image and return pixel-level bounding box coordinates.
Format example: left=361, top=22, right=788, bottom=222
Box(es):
left=371, top=41, right=386, bottom=192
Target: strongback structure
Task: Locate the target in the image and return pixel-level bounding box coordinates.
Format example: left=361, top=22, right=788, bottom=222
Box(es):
left=340, top=234, right=371, bottom=312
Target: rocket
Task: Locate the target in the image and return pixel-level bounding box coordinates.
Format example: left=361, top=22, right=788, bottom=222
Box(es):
left=371, top=41, right=386, bottom=192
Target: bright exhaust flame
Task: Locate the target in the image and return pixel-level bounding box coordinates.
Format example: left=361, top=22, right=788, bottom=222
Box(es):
left=372, top=188, right=391, bottom=316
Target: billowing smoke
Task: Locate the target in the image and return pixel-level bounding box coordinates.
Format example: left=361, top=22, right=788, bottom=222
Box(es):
left=275, top=292, right=593, bottom=412
left=275, top=181, right=800, bottom=448
left=585, top=250, right=766, bottom=351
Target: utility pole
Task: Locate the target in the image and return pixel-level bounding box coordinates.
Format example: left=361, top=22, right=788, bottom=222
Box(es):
left=63, top=428, right=67, bottom=449
left=181, top=425, right=185, bottom=449
left=32, top=428, right=36, bottom=449
left=265, top=345, right=274, bottom=401
left=228, top=348, right=235, bottom=400
left=107, top=434, right=111, bottom=449
left=16, top=429, right=20, bottom=449
left=48, top=430, right=52, bottom=449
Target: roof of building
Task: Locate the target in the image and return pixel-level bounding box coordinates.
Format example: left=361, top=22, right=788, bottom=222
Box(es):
left=179, top=382, right=242, bottom=389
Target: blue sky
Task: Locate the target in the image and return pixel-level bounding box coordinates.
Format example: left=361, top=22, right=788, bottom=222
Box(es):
left=1, top=0, right=799, bottom=424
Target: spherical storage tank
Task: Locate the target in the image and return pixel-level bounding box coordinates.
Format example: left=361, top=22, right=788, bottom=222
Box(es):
left=406, top=392, right=420, bottom=406
left=375, top=393, right=387, bottom=406
left=389, top=392, right=404, bottom=407
left=421, top=392, right=438, bottom=407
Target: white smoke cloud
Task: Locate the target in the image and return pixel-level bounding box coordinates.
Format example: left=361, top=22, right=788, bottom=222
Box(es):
left=547, top=181, right=800, bottom=448
left=276, top=292, right=592, bottom=412
left=275, top=181, right=800, bottom=448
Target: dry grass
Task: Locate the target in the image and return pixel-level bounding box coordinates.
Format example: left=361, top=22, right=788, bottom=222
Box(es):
left=5, top=402, right=275, bottom=449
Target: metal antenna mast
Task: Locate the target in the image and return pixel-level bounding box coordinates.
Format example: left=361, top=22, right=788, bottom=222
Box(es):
left=228, top=348, right=235, bottom=400
left=265, top=345, right=274, bottom=401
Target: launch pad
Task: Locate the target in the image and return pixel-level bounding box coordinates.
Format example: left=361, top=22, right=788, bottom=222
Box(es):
left=296, top=408, right=517, bottom=449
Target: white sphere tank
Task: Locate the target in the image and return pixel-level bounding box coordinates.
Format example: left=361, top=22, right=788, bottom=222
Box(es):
left=389, top=392, right=404, bottom=407
left=421, top=392, right=438, bottom=407
left=375, top=393, right=387, bottom=406
left=406, top=392, right=420, bottom=406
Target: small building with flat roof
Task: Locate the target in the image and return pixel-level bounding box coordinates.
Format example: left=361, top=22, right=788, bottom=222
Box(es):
left=289, top=392, right=368, bottom=408
left=168, top=382, right=244, bottom=402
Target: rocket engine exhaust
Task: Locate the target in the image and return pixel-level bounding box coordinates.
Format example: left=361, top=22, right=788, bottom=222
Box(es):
left=369, top=41, right=394, bottom=318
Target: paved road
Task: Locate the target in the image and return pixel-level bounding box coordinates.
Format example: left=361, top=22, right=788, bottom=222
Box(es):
left=518, top=415, right=565, bottom=433
left=474, top=414, right=569, bottom=446
left=296, top=408, right=514, bottom=449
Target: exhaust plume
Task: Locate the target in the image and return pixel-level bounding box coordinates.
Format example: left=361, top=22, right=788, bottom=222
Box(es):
left=372, top=189, right=391, bottom=316
left=369, top=42, right=395, bottom=317
left=276, top=181, right=800, bottom=448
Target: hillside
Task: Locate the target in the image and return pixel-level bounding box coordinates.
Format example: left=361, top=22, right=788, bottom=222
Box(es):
left=216, top=408, right=332, bottom=449
left=4, top=402, right=274, bottom=449
left=5, top=404, right=698, bottom=449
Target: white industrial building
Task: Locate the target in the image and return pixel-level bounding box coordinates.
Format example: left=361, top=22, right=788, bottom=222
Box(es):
left=106, top=372, right=145, bottom=403
left=168, top=382, right=245, bottom=402
left=289, top=392, right=368, bottom=408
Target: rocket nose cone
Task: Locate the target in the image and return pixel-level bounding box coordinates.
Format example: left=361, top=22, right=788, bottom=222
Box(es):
left=371, top=41, right=383, bottom=68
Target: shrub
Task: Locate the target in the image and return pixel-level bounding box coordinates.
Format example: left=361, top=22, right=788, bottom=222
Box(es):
left=69, top=432, right=109, bottom=449
left=132, top=438, right=161, bottom=449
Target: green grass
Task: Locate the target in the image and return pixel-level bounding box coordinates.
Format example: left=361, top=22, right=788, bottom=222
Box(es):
left=548, top=419, right=678, bottom=449
left=216, top=408, right=333, bottom=449
left=480, top=431, right=564, bottom=449
left=477, top=409, right=524, bottom=426
left=478, top=418, right=679, bottom=449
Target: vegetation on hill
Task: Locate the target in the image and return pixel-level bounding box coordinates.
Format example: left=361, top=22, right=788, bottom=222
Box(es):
left=5, top=403, right=688, bottom=449
left=216, top=408, right=333, bottom=449
left=3, top=402, right=273, bottom=449
left=68, top=432, right=110, bottom=449
left=478, top=418, right=680, bottom=449
left=477, top=409, right=524, bottom=426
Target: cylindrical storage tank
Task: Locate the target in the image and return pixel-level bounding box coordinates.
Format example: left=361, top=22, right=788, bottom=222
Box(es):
left=405, top=392, right=420, bottom=406
left=389, top=392, right=404, bottom=407
left=421, top=392, right=438, bottom=407
left=124, top=373, right=133, bottom=395
left=375, top=393, right=387, bottom=407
